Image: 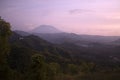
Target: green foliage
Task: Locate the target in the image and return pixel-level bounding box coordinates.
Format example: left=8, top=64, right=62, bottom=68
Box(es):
left=67, top=64, right=79, bottom=75
left=46, top=63, right=61, bottom=80
left=26, top=54, right=47, bottom=80
left=80, top=62, right=96, bottom=73
left=0, top=17, right=11, bottom=38
left=0, top=17, right=11, bottom=63
left=8, top=46, right=32, bottom=72
left=0, top=17, right=12, bottom=80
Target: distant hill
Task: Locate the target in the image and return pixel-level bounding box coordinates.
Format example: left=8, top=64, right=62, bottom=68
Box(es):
left=14, top=30, right=120, bottom=63
left=15, top=26, right=120, bottom=44
left=113, top=39, right=120, bottom=43
left=14, top=30, right=30, bottom=36
left=110, top=38, right=120, bottom=46
left=15, top=30, right=120, bottom=44
left=33, top=32, right=120, bottom=44
left=31, top=25, right=63, bottom=33
left=9, top=32, right=72, bottom=62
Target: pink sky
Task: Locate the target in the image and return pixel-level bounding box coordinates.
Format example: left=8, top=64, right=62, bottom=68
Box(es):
left=0, top=0, right=120, bottom=36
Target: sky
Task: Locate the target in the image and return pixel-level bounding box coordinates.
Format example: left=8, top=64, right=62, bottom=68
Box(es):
left=0, top=0, right=120, bottom=36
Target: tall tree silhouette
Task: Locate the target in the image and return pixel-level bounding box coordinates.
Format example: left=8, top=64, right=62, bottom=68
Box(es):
left=0, top=17, right=12, bottom=80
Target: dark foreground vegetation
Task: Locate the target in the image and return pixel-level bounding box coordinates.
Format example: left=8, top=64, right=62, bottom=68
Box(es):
left=0, top=17, right=120, bottom=80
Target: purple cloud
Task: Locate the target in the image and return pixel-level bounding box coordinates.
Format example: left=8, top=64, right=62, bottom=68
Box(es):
left=69, top=9, right=94, bottom=14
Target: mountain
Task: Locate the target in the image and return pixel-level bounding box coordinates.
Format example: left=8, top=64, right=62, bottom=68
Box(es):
left=14, top=30, right=120, bottom=63
left=110, top=38, right=120, bottom=46
left=31, top=25, right=62, bottom=33
left=15, top=29, right=120, bottom=45
left=14, top=30, right=30, bottom=36
left=33, top=32, right=120, bottom=44
left=9, top=32, right=72, bottom=62
left=113, top=39, right=120, bottom=43
left=15, top=25, right=120, bottom=44
left=33, top=33, right=80, bottom=44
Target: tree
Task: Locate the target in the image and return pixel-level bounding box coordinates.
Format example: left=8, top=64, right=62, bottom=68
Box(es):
left=0, top=17, right=12, bottom=80
left=0, top=17, right=12, bottom=63
left=67, top=64, right=79, bottom=75
left=46, top=63, right=61, bottom=80
left=26, top=54, right=47, bottom=80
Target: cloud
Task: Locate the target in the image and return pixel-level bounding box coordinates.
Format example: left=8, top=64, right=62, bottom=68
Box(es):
left=69, top=9, right=94, bottom=14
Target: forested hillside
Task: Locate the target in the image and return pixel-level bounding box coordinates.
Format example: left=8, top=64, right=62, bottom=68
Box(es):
left=0, top=17, right=120, bottom=80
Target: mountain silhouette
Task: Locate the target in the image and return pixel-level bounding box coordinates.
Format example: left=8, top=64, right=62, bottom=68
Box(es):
left=31, top=25, right=62, bottom=33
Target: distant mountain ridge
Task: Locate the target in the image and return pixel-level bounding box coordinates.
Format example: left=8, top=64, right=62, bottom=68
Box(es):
left=31, top=25, right=63, bottom=33
left=33, top=32, right=120, bottom=44
left=9, top=32, right=72, bottom=60
left=14, top=30, right=30, bottom=36
left=12, top=30, right=120, bottom=64
left=14, top=30, right=120, bottom=44
left=14, top=24, right=120, bottom=46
